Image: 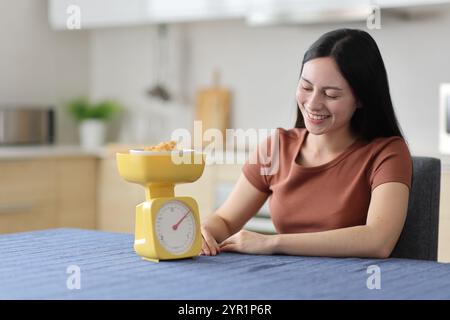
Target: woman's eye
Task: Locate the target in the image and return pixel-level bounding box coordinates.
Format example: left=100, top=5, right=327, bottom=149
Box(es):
left=325, top=93, right=339, bottom=99
left=302, top=87, right=312, bottom=91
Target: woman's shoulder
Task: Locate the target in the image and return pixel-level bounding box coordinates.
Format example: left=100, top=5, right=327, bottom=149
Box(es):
left=359, top=135, right=411, bottom=162
left=365, top=135, right=409, bottom=151
left=360, top=136, right=412, bottom=190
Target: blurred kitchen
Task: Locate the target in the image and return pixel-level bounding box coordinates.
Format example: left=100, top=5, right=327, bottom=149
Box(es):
left=1, top=0, right=450, bottom=261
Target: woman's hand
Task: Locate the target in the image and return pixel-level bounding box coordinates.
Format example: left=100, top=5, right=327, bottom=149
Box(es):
left=219, top=229, right=275, bottom=255
left=199, top=173, right=270, bottom=257
left=200, top=226, right=221, bottom=256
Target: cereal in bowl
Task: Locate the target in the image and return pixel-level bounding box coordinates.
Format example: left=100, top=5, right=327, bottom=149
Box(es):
left=143, top=140, right=178, bottom=151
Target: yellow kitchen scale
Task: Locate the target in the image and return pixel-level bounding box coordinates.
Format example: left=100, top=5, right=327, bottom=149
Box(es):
left=116, top=147, right=205, bottom=262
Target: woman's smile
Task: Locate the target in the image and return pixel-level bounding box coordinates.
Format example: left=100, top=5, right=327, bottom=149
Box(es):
left=304, top=108, right=331, bottom=125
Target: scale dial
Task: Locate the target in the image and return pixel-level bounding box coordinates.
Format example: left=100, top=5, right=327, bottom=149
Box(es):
left=155, top=200, right=196, bottom=255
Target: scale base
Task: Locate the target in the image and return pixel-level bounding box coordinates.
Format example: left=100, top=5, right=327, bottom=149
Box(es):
left=142, top=257, right=160, bottom=263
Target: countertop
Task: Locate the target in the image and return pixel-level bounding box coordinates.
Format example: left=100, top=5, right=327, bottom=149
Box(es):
left=0, top=145, right=107, bottom=160
left=0, top=143, right=162, bottom=160
left=1, top=144, right=450, bottom=171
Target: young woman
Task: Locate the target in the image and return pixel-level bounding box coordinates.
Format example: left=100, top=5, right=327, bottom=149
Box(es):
left=200, top=28, right=412, bottom=259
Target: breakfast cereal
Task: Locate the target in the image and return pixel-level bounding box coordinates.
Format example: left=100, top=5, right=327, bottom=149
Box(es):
left=143, top=140, right=178, bottom=151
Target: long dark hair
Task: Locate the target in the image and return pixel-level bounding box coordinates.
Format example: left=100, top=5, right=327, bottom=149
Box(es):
left=295, top=28, right=404, bottom=141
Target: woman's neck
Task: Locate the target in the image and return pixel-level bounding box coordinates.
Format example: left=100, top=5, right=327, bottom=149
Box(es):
left=305, top=126, right=357, bottom=157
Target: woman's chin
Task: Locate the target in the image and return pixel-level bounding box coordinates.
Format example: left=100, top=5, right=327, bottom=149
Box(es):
left=305, top=124, right=327, bottom=135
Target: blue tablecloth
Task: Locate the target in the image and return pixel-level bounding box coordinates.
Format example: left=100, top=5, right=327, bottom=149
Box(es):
left=1, top=228, right=450, bottom=299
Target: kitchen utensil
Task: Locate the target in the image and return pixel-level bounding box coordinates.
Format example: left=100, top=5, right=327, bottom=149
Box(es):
left=195, top=70, right=231, bottom=146
left=116, top=150, right=205, bottom=262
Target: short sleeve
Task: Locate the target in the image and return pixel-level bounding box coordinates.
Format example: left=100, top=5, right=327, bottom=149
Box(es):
left=241, top=133, right=276, bottom=194
left=369, top=138, right=412, bottom=191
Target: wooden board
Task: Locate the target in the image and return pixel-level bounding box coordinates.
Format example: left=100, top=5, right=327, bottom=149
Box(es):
left=196, top=88, right=230, bottom=136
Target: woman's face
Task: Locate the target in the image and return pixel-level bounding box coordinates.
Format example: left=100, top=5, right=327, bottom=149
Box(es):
left=296, top=57, right=358, bottom=136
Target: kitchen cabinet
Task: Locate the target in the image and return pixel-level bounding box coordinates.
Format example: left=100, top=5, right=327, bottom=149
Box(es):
left=48, top=0, right=247, bottom=30
left=49, top=0, right=450, bottom=29
left=0, top=160, right=58, bottom=233
left=97, top=153, right=141, bottom=233
left=56, top=158, right=97, bottom=228
left=0, top=157, right=97, bottom=234
left=145, top=0, right=247, bottom=23
left=49, top=0, right=149, bottom=29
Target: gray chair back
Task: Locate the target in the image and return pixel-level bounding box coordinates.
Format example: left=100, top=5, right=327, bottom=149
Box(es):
left=391, top=156, right=441, bottom=261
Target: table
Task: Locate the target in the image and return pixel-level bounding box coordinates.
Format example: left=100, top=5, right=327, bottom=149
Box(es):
left=1, top=228, right=450, bottom=299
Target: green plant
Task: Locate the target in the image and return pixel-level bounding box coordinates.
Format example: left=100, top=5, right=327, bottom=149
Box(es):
left=66, top=97, right=121, bottom=122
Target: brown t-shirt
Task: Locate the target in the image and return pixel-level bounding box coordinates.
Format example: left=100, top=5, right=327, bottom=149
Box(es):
left=242, top=128, right=412, bottom=234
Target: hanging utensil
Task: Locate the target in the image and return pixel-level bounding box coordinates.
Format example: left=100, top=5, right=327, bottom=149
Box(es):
left=147, top=24, right=171, bottom=102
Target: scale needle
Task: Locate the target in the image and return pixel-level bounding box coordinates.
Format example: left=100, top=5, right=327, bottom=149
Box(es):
left=172, top=209, right=191, bottom=230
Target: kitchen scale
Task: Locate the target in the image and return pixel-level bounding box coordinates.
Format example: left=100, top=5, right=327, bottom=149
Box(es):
left=116, top=149, right=205, bottom=262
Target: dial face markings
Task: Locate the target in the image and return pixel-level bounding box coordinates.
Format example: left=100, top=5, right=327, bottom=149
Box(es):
left=155, top=201, right=196, bottom=255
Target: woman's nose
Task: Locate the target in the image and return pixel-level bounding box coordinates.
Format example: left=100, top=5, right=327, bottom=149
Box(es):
left=304, top=90, right=324, bottom=110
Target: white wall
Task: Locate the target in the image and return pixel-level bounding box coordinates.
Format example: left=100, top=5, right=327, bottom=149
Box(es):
left=185, top=15, right=450, bottom=156
left=89, top=24, right=189, bottom=143
left=374, top=12, right=450, bottom=156
left=0, top=0, right=90, bottom=144
left=90, top=12, right=450, bottom=156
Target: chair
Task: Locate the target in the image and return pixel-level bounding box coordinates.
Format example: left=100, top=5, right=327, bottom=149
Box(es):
left=390, top=157, right=441, bottom=261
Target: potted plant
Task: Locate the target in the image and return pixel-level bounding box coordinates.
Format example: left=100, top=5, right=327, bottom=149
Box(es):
left=66, top=97, right=121, bottom=150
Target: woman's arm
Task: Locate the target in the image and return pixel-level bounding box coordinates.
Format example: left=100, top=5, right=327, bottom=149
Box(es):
left=201, top=173, right=270, bottom=255
left=221, top=181, right=409, bottom=259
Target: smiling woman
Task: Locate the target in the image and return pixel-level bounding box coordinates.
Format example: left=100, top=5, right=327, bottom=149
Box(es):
left=200, top=28, right=412, bottom=260
left=295, top=29, right=403, bottom=142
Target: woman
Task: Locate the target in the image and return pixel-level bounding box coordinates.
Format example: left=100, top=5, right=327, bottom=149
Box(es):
left=201, top=28, right=412, bottom=259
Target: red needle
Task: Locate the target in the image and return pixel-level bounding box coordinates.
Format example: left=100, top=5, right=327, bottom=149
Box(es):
left=172, top=209, right=191, bottom=230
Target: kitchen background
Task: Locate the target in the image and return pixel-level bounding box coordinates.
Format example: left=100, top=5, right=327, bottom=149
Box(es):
left=2, top=0, right=450, bottom=153
left=1, top=0, right=450, bottom=261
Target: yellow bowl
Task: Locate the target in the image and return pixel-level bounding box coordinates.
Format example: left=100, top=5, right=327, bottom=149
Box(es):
left=116, top=150, right=205, bottom=185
